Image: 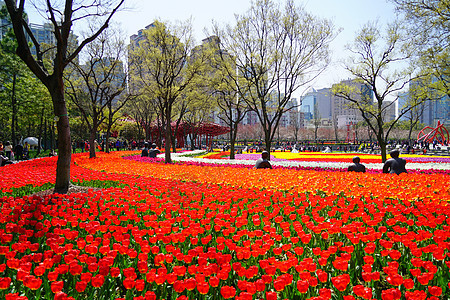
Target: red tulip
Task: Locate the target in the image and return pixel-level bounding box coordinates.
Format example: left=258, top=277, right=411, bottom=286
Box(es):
left=209, top=276, right=219, bottom=287
left=91, top=274, right=105, bottom=288
left=110, top=267, right=120, bottom=277
left=428, top=286, right=442, bottom=296
left=51, top=280, right=64, bottom=293
left=76, top=281, right=87, bottom=292
left=296, top=280, right=309, bottom=293
left=221, top=286, right=236, bottom=299
left=197, top=281, right=209, bottom=294
left=145, top=291, right=156, bottom=300
left=123, top=277, right=135, bottom=289
left=331, top=274, right=350, bottom=292
left=266, top=291, right=277, bottom=300
left=135, top=279, right=145, bottom=291
left=0, top=277, right=11, bottom=290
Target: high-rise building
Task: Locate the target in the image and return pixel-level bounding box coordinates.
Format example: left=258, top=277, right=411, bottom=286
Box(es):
left=398, top=78, right=450, bottom=127
left=331, top=79, right=374, bottom=128
left=0, top=1, right=78, bottom=57
left=300, top=88, right=332, bottom=122
left=129, top=23, right=156, bottom=50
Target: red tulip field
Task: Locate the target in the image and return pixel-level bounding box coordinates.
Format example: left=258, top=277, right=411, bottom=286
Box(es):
left=0, top=151, right=449, bottom=300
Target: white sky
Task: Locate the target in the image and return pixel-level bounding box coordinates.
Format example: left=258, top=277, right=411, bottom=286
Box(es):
left=26, top=0, right=398, bottom=96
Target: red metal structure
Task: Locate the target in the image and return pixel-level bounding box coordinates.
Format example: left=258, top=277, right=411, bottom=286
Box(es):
left=345, top=122, right=356, bottom=144
left=148, top=121, right=230, bottom=149
left=417, top=121, right=449, bottom=144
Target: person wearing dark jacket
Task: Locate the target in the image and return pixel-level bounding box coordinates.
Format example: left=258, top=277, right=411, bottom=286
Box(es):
left=383, top=149, right=407, bottom=175
left=141, top=142, right=149, bottom=157
left=148, top=143, right=161, bottom=158
left=348, top=156, right=366, bottom=173
left=254, top=151, right=272, bottom=169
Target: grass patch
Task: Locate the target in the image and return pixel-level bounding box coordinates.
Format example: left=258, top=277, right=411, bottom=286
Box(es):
left=0, top=182, right=54, bottom=198
left=179, top=151, right=208, bottom=158
left=73, top=180, right=129, bottom=189
left=0, top=180, right=128, bottom=198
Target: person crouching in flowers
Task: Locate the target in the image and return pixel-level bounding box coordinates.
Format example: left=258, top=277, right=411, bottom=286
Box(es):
left=348, top=156, right=366, bottom=173
left=254, top=150, right=272, bottom=169
left=383, top=149, right=407, bottom=175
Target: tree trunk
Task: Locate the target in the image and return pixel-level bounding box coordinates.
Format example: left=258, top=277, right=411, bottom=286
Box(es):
left=105, top=113, right=114, bottom=154
left=407, top=126, right=413, bottom=145
left=51, top=85, right=72, bottom=194
left=265, top=135, right=272, bottom=160
left=37, top=107, right=44, bottom=156
left=43, top=118, right=47, bottom=151
left=11, top=74, right=17, bottom=145
left=171, top=130, right=177, bottom=153
left=314, top=125, right=319, bottom=143
left=164, top=109, right=172, bottom=164
left=89, top=126, right=97, bottom=158
left=105, top=130, right=111, bottom=153
left=379, top=136, right=387, bottom=163
left=190, top=133, right=196, bottom=150
left=229, top=127, right=235, bottom=159
left=333, top=120, right=339, bottom=143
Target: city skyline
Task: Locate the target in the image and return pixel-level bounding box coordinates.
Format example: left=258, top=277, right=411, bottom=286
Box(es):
left=24, top=0, right=398, bottom=96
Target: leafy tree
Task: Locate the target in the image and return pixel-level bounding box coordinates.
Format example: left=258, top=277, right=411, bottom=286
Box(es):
left=214, top=0, right=337, bottom=157
left=0, top=5, right=51, bottom=145
left=391, top=0, right=450, bottom=113
left=332, top=21, right=427, bottom=162
left=4, top=0, right=125, bottom=193
left=391, top=0, right=449, bottom=47
left=129, top=20, right=207, bottom=163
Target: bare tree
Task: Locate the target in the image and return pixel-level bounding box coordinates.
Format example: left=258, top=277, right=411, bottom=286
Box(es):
left=313, top=101, right=321, bottom=143
left=4, top=0, right=125, bottom=193
left=290, top=109, right=302, bottom=143
left=207, top=39, right=249, bottom=159
left=214, top=0, right=337, bottom=157
left=124, top=95, right=159, bottom=142
left=65, top=24, right=131, bottom=158
left=400, top=79, right=434, bottom=143
left=332, top=114, right=340, bottom=142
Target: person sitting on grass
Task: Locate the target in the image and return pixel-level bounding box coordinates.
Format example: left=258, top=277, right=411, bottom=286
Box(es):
left=0, top=154, right=13, bottom=166
left=254, top=151, right=272, bottom=169
left=348, top=156, right=366, bottom=173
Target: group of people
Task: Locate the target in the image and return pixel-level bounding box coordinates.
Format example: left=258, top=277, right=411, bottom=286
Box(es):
left=348, top=149, right=407, bottom=175
left=141, top=142, right=161, bottom=158
left=0, top=141, right=30, bottom=166
left=254, top=148, right=408, bottom=175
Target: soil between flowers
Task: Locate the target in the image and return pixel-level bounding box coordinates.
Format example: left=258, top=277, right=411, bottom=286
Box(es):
left=31, top=185, right=103, bottom=197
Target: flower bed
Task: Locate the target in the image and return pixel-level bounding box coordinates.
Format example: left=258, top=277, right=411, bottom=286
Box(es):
left=189, top=151, right=450, bottom=173
left=0, top=152, right=449, bottom=299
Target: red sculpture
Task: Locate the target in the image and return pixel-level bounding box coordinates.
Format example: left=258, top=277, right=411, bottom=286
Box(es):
left=417, top=121, right=449, bottom=144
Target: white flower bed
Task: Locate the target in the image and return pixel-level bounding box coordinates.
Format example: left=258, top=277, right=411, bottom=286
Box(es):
left=170, top=151, right=450, bottom=171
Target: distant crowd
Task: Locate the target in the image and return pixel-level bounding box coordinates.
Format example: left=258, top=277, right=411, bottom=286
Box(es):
left=0, top=141, right=30, bottom=166
left=72, top=139, right=153, bottom=153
